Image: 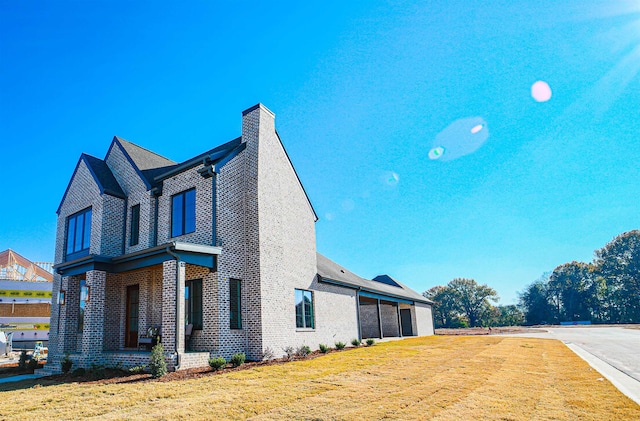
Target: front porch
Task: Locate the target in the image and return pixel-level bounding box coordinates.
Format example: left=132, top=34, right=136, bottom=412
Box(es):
left=49, top=243, right=220, bottom=372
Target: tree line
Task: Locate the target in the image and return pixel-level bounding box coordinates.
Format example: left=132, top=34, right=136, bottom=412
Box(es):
left=518, top=230, right=640, bottom=325
left=423, top=230, right=640, bottom=328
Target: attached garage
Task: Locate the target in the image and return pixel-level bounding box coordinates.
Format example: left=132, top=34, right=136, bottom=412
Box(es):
left=316, top=254, right=434, bottom=340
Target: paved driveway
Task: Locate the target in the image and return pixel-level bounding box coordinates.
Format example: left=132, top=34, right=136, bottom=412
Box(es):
left=505, top=326, right=640, bottom=404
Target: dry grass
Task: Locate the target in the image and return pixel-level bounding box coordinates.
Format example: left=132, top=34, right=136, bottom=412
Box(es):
left=1, top=336, right=638, bottom=420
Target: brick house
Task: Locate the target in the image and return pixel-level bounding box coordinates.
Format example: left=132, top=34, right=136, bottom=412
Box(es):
left=47, top=104, right=433, bottom=372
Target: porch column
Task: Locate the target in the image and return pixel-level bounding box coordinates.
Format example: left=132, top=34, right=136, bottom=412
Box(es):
left=162, top=260, right=186, bottom=357
left=396, top=303, right=403, bottom=337
left=377, top=299, right=384, bottom=339
left=59, top=276, right=80, bottom=352
left=81, top=270, right=106, bottom=364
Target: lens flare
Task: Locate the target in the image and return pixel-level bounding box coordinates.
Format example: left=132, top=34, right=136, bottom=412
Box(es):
left=531, top=80, right=552, bottom=102
left=428, top=146, right=445, bottom=160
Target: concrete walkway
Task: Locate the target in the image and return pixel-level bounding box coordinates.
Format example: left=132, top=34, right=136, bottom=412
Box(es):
left=503, top=326, right=640, bottom=405
left=0, top=372, right=47, bottom=384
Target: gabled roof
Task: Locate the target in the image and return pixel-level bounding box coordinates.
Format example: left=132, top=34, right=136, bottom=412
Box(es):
left=316, top=253, right=432, bottom=304
left=109, top=136, right=178, bottom=189
left=56, top=154, right=125, bottom=214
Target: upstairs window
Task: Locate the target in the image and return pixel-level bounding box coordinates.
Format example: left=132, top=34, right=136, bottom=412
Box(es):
left=229, top=279, right=242, bottom=329
left=130, top=204, right=140, bottom=246
left=185, top=279, right=203, bottom=330
left=171, top=189, right=196, bottom=237
left=66, top=207, right=92, bottom=259
left=295, top=289, right=315, bottom=329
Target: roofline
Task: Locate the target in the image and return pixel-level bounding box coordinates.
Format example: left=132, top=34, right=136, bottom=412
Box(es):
left=153, top=137, right=242, bottom=182
left=318, top=276, right=433, bottom=305
left=274, top=130, right=319, bottom=222
left=56, top=154, right=125, bottom=215
left=108, top=137, right=154, bottom=190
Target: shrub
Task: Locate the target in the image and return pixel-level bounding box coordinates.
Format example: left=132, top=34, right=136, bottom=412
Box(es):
left=230, top=352, right=246, bottom=367
left=351, top=339, right=361, bottom=347
left=209, top=356, right=227, bottom=371
left=27, top=358, right=39, bottom=373
left=61, top=352, right=73, bottom=374
left=72, top=367, right=86, bottom=377
left=149, top=342, right=167, bottom=378
left=366, top=338, right=375, bottom=346
left=89, top=364, right=106, bottom=380
left=128, top=365, right=146, bottom=374
left=261, top=347, right=275, bottom=361
left=18, top=350, right=29, bottom=370
left=283, top=346, right=295, bottom=361
left=318, top=343, right=329, bottom=353
left=295, top=345, right=311, bottom=358
left=335, top=341, right=346, bottom=350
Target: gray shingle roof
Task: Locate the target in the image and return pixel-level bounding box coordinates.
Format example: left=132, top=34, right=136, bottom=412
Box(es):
left=82, top=154, right=125, bottom=198
left=316, top=253, right=432, bottom=304
left=114, top=136, right=178, bottom=187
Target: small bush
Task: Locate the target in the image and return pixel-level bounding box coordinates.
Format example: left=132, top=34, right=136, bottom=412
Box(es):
left=295, top=345, right=311, bottom=358
left=209, top=356, right=227, bottom=371
left=351, top=339, right=361, bottom=347
left=72, top=367, right=86, bottom=377
left=230, top=352, right=246, bottom=367
left=149, top=342, right=167, bottom=378
left=318, top=343, right=329, bottom=353
left=89, top=364, right=106, bottom=380
left=61, top=352, right=73, bottom=374
left=27, top=358, right=39, bottom=373
left=128, top=365, right=146, bottom=374
left=261, top=347, right=275, bottom=361
left=366, top=338, right=375, bottom=346
left=335, top=341, right=346, bottom=350
left=18, top=350, right=29, bottom=370
left=283, top=346, right=295, bottom=361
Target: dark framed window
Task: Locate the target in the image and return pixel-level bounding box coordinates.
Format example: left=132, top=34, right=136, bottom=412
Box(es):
left=66, top=207, right=92, bottom=259
left=229, top=279, right=242, bottom=329
left=185, top=279, right=202, bottom=330
left=171, top=189, right=196, bottom=237
left=130, top=204, right=140, bottom=246
left=295, top=289, right=314, bottom=329
left=78, top=279, right=89, bottom=332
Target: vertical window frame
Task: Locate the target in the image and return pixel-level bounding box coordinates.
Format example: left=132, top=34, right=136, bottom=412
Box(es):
left=295, top=289, right=315, bottom=329
left=130, top=204, right=140, bottom=246
left=65, top=207, right=92, bottom=259
left=185, top=279, right=203, bottom=330
left=229, top=278, right=242, bottom=329
left=171, top=188, right=196, bottom=238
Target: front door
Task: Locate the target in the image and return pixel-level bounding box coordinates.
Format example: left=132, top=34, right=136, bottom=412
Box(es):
left=125, top=285, right=139, bottom=348
left=400, top=308, right=413, bottom=336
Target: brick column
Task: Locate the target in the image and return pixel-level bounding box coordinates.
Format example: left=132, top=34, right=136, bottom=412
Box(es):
left=162, top=260, right=186, bottom=358
left=81, top=270, right=106, bottom=365
left=61, top=276, right=81, bottom=352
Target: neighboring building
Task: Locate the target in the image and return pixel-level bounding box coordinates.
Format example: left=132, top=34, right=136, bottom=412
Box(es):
left=47, top=104, right=433, bottom=372
left=0, top=249, right=53, bottom=348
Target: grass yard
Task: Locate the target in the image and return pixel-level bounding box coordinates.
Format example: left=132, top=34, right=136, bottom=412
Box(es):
left=1, top=336, right=638, bottom=420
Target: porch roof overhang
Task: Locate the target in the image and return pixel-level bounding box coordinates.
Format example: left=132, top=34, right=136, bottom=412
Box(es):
left=53, top=242, right=222, bottom=277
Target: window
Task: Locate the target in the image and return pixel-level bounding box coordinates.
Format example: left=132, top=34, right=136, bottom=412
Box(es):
left=229, top=279, right=242, bottom=329
left=171, top=189, right=196, bottom=237
left=130, top=204, right=140, bottom=246
left=78, top=279, right=89, bottom=332
left=66, top=207, right=92, bottom=259
left=295, top=289, right=314, bottom=329
left=185, top=279, right=202, bottom=330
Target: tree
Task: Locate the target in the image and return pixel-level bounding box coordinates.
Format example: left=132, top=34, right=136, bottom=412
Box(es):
left=518, top=278, right=556, bottom=325
left=594, top=230, right=640, bottom=323
left=496, top=305, right=524, bottom=326
left=447, top=278, right=499, bottom=327
left=423, top=285, right=466, bottom=328
left=548, top=261, right=593, bottom=322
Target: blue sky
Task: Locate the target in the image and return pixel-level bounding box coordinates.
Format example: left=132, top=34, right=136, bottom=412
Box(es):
left=2, top=1, right=640, bottom=304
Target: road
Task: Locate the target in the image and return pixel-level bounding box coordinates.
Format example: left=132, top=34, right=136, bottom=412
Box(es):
left=506, top=326, right=640, bottom=405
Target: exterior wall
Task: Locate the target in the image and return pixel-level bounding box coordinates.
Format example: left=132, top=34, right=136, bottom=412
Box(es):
left=359, top=297, right=381, bottom=339
left=185, top=265, right=218, bottom=353
left=55, top=159, right=125, bottom=263
left=156, top=168, right=213, bottom=246
left=414, top=302, right=434, bottom=336
left=104, top=142, right=155, bottom=253
left=80, top=270, right=106, bottom=366
left=380, top=301, right=400, bottom=337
